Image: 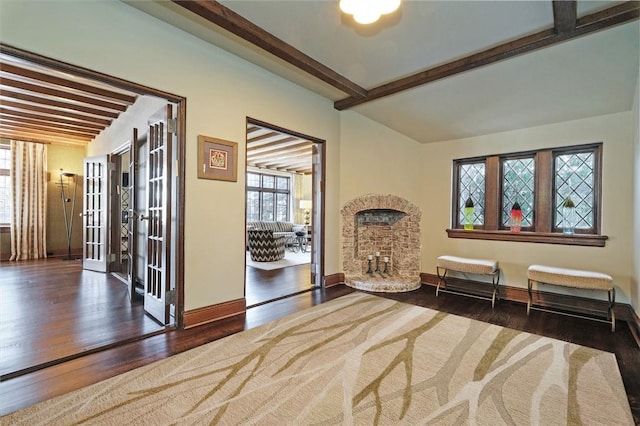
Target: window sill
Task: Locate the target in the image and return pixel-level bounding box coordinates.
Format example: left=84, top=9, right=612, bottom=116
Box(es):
left=446, top=229, right=608, bottom=247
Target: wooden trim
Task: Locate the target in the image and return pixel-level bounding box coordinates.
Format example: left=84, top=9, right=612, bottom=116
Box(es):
left=446, top=228, right=608, bottom=247
left=324, top=272, right=345, bottom=287
left=628, top=306, right=640, bottom=349
left=484, top=156, right=499, bottom=231
left=535, top=151, right=553, bottom=233
left=334, top=2, right=639, bottom=110
left=553, top=0, right=577, bottom=33
left=170, top=0, right=367, bottom=98
left=420, top=273, right=632, bottom=322
left=183, top=298, right=246, bottom=329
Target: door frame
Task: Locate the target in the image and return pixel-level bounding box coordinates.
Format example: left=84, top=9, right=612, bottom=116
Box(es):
left=1, top=43, right=187, bottom=329
left=245, top=117, right=326, bottom=288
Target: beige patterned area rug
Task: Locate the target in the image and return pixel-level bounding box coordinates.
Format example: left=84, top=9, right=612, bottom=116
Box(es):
left=3, top=293, right=633, bottom=425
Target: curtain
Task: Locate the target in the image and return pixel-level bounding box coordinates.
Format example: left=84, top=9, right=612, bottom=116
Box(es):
left=292, top=172, right=304, bottom=224
left=10, top=140, right=48, bottom=261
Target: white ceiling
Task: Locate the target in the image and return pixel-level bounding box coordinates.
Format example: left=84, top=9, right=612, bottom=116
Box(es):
left=128, top=1, right=639, bottom=144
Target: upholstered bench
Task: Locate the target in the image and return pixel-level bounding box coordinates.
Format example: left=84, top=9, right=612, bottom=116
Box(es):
left=436, top=255, right=501, bottom=307
left=527, top=265, right=616, bottom=331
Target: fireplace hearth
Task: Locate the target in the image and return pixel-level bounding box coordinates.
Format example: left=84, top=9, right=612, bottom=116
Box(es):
left=341, top=194, right=421, bottom=293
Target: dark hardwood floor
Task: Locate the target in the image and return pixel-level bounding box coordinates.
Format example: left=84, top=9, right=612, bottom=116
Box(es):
left=0, top=258, right=164, bottom=380
left=1, top=276, right=638, bottom=421
left=0, top=255, right=311, bottom=380
left=246, top=262, right=313, bottom=306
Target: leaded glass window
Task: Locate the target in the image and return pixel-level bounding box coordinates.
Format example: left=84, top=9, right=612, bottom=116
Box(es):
left=501, top=157, right=535, bottom=227
left=457, top=162, right=485, bottom=227
left=554, top=151, right=595, bottom=230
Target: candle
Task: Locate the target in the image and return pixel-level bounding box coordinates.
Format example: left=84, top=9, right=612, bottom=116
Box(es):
left=375, top=252, right=380, bottom=257
left=367, top=255, right=373, bottom=260
left=383, top=256, right=389, bottom=262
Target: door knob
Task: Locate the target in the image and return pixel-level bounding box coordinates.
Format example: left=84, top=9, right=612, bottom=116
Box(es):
left=139, top=214, right=149, bottom=221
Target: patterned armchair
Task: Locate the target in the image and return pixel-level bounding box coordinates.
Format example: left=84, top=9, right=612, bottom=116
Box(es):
left=247, top=229, right=285, bottom=262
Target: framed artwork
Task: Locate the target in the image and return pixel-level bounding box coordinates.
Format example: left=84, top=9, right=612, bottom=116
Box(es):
left=197, top=135, right=238, bottom=181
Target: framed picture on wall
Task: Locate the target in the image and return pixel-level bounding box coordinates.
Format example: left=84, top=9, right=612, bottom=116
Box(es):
left=197, top=135, right=238, bottom=182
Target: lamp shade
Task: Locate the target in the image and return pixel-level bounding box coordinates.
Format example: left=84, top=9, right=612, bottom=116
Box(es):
left=299, top=200, right=312, bottom=210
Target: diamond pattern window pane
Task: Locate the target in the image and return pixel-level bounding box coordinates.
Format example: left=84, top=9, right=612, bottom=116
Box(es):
left=554, top=152, right=594, bottom=229
left=502, top=158, right=535, bottom=227
left=458, top=162, right=485, bottom=226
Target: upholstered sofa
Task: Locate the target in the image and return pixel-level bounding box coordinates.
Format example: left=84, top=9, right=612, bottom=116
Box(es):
left=247, top=221, right=306, bottom=239
left=247, top=229, right=286, bottom=262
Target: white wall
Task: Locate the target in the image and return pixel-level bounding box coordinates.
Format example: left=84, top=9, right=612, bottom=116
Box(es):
left=420, top=112, right=635, bottom=303
left=0, top=0, right=340, bottom=311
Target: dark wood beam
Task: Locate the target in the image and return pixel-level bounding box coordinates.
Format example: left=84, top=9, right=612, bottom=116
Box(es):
left=0, top=99, right=113, bottom=124
left=335, top=1, right=639, bottom=110
left=0, top=62, right=136, bottom=104
left=553, top=1, right=577, bottom=34
left=0, top=77, right=128, bottom=112
left=0, top=107, right=110, bottom=128
left=0, top=89, right=120, bottom=119
left=171, top=0, right=367, bottom=98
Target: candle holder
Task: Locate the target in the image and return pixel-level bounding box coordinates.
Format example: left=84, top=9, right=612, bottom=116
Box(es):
left=383, top=259, right=389, bottom=275
left=374, top=254, right=381, bottom=273
left=366, top=258, right=373, bottom=275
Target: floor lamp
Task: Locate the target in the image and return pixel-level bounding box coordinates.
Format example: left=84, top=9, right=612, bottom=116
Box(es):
left=59, top=170, right=77, bottom=260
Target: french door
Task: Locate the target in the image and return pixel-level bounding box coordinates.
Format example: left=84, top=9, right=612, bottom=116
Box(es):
left=82, top=155, right=109, bottom=272
left=141, top=105, right=174, bottom=325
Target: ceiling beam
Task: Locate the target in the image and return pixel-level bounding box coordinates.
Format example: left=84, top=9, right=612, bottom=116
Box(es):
left=0, top=117, right=100, bottom=135
left=0, top=89, right=120, bottom=119
left=335, top=1, right=639, bottom=110
left=0, top=114, right=103, bottom=133
left=0, top=77, right=128, bottom=111
left=247, top=141, right=311, bottom=157
left=553, top=1, right=577, bottom=34
left=0, top=107, right=110, bottom=128
left=0, top=62, right=136, bottom=104
left=171, top=0, right=367, bottom=98
left=1, top=99, right=113, bottom=125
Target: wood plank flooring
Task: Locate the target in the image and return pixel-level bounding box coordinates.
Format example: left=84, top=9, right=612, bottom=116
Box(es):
left=0, top=258, right=164, bottom=380
left=246, top=262, right=312, bottom=306
left=1, top=269, right=638, bottom=421
left=0, top=257, right=312, bottom=381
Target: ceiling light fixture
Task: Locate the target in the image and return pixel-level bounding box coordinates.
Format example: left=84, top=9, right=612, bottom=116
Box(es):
left=339, top=0, right=401, bottom=24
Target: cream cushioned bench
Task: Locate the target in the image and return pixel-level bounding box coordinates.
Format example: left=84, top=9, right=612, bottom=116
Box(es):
left=527, top=264, right=616, bottom=331
left=436, top=255, right=501, bottom=307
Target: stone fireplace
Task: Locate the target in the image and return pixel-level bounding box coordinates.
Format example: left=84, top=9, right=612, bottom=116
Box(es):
left=341, top=194, right=421, bottom=292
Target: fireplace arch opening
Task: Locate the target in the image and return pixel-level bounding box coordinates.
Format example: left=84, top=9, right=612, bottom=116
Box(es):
left=341, top=194, right=421, bottom=292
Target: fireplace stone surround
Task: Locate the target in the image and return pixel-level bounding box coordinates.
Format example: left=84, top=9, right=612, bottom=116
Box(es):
left=341, top=194, right=421, bottom=292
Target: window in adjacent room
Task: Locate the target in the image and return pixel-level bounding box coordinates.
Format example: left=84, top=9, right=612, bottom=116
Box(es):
left=246, top=172, right=290, bottom=222
left=449, top=143, right=604, bottom=246
left=0, top=144, right=10, bottom=226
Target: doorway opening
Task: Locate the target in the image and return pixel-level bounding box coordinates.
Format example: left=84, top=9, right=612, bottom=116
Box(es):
left=244, top=118, right=325, bottom=307
left=0, top=44, right=186, bottom=379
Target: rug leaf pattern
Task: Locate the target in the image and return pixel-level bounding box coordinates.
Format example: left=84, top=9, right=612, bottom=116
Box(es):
left=3, top=293, right=633, bottom=425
